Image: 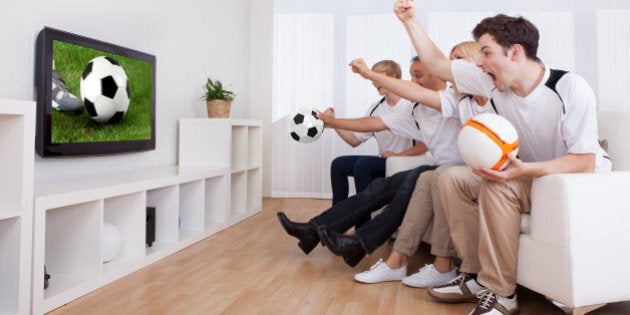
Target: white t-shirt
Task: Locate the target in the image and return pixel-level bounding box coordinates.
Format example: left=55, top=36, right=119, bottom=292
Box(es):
left=380, top=95, right=463, bottom=166
left=451, top=60, right=610, bottom=172
left=354, top=98, right=416, bottom=156
left=439, top=87, right=494, bottom=123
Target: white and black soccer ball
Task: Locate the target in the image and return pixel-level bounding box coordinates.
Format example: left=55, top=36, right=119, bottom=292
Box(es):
left=288, top=108, right=324, bottom=143
left=80, top=56, right=130, bottom=124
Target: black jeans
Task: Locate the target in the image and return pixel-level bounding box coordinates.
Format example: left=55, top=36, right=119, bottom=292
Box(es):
left=330, top=155, right=386, bottom=205
left=311, top=164, right=437, bottom=253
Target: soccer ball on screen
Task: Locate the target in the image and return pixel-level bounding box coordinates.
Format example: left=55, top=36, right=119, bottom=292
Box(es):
left=80, top=56, right=130, bottom=124
left=288, top=108, right=324, bottom=143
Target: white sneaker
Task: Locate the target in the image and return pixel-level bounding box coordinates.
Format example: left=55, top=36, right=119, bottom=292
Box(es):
left=468, top=290, right=519, bottom=315
left=402, top=264, right=457, bottom=288
left=354, top=259, right=407, bottom=284
left=428, top=272, right=486, bottom=303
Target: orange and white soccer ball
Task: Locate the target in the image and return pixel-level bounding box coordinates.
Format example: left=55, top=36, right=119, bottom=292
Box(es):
left=457, top=113, right=519, bottom=170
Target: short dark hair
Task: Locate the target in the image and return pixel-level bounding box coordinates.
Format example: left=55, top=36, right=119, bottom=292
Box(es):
left=410, top=56, right=420, bottom=63
left=472, top=14, right=539, bottom=61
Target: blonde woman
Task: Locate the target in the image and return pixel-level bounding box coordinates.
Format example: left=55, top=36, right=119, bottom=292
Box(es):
left=349, top=41, right=492, bottom=287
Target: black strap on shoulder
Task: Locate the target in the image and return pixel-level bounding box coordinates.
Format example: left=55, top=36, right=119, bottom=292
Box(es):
left=411, top=102, right=421, bottom=146
left=489, top=69, right=568, bottom=115
left=368, top=96, right=387, bottom=138
left=490, top=98, right=498, bottom=114
left=412, top=102, right=421, bottom=130
left=546, top=69, right=568, bottom=113
left=369, top=96, right=386, bottom=116
left=458, top=94, right=473, bottom=102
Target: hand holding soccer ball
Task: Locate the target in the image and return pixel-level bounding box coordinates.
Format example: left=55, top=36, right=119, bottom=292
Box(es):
left=457, top=113, right=519, bottom=170
left=288, top=108, right=324, bottom=143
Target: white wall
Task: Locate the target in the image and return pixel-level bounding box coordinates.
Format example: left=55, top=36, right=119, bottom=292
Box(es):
left=248, top=0, right=274, bottom=197
left=0, top=0, right=261, bottom=182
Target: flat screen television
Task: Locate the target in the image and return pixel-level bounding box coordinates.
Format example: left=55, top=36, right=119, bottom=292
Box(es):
left=35, top=26, right=156, bottom=157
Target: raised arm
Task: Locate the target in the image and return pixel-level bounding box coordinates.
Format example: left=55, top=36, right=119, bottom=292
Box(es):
left=320, top=114, right=389, bottom=133
left=349, top=58, right=442, bottom=111
left=394, top=0, right=453, bottom=82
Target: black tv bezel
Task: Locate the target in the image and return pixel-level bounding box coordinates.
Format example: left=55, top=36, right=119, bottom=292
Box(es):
left=35, top=26, right=156, bottom=157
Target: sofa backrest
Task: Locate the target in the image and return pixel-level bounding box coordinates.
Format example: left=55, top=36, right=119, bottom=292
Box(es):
left=598, top=111, right=630, bottom=171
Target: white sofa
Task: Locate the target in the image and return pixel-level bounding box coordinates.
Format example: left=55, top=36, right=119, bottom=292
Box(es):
left=386, top=111, right=630, bottom=315
left=517, top=111, right=630, bottom=314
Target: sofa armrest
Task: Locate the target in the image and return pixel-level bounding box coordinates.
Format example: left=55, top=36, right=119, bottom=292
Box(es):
left=529, top=171, right=630, bottom=248
left=519, top=171, right=630, bottom=306
left=385, top=153, right=434, bottom=177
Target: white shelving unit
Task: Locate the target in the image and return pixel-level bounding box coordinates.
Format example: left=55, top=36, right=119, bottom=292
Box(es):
left=29, top=118, right=262, bottom=314
left=0, top=98, right=35, bottom=315
left=179, top=118, right=263, bottom=222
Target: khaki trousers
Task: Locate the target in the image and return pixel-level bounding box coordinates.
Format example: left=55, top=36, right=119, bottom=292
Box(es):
left=439, top=166, right=532, bottom=296
left=393, top=165, right=456, bottom=258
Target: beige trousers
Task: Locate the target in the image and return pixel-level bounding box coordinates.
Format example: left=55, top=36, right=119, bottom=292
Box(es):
left=438, top=166, right=532, bottom=296
left=393, top=165, right=457, bottom=258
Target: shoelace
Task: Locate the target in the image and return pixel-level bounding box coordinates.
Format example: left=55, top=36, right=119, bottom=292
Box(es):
left=475, top=289, right=496, bottom=311
left=447, top=272, right=469, bottom=286
left=367, top=258, right=385, bottom=271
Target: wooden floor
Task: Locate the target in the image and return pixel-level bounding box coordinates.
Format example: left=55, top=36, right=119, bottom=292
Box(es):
left=49, top=198, right=630, bottom=315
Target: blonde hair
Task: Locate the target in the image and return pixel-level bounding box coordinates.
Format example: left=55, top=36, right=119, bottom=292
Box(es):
left=449, top=41, right=480, bottom=95
left=450, top=41, right=480, bottom=62
left=371, top=60, right=402, bottom=79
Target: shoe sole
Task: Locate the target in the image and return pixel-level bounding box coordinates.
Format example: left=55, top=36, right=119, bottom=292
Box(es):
left=401, top=280, right=431, bottom=288
left=355, top=277, right=403, bottom=284
left=402, top=277, right=452, bottom=288
left=317, top=227, right=364, bottom=267
left=427, top=289, right=479, bottom=303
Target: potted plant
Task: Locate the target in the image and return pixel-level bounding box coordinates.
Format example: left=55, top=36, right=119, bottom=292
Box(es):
left=202, top=77, right=235, bottom=118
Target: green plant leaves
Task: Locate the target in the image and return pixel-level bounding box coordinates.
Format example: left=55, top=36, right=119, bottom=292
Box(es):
left=202, top=77, right=235, bottom=101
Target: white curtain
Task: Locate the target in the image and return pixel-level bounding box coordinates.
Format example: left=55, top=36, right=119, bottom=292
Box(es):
left=271, top=13, right=414, bottom=198
left=271, top=13, right=334, bottom=198
left=345, top=14, right=414, bottom=118
left=597, top=9, right=630, bottom=112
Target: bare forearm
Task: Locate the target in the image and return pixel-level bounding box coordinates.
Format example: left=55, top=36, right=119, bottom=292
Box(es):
left=327, top=116, right=389, bottom=133
left=401, top=19, right=453, bottom=81
left=523, top=154, right=596, bottom=177
left=398, top=142, right=428, bottom=156
left=366, top=71, right=442, bottom=110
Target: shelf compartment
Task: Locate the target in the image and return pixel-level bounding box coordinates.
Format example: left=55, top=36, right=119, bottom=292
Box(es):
left=44, top=201, right=101, bottom=299
left=204, top=175, right=229, bottom=228
left=231, top=171, right=247, bottom=215
left=0, top=217, right=20, bottom=314
left=147, top=186, right=179, bottom=247
left=103, top=192, right=146, bottom=273
left=231, top=126, right=248, bottom=171
left=0, top=114, right=25, bottom=217
left=179, top=180, right=205, bottom=241
left=248, top=126, right=263, bottom=168
left=247, top=168, right=263, bottom=213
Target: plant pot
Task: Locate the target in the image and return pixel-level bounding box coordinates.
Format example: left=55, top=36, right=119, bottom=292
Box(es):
left=206, top=99, right=232, bottom=118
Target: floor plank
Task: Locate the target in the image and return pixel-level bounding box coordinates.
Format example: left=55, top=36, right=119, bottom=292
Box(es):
left=47, top=198, right=630, bottom=314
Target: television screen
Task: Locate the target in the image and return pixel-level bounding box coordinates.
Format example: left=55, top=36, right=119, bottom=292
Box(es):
left=35, top=27, right=156, bottom=156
